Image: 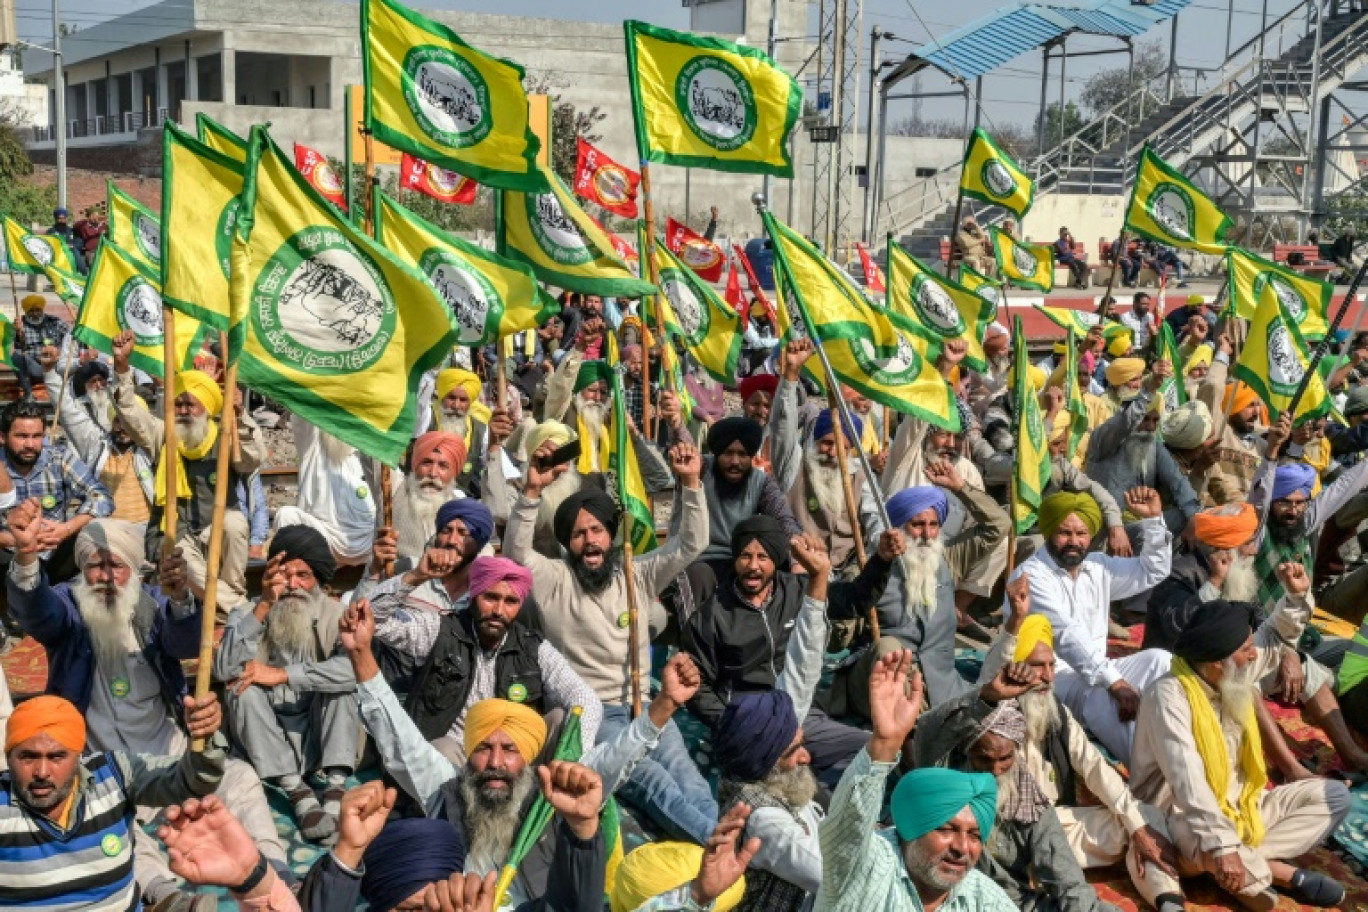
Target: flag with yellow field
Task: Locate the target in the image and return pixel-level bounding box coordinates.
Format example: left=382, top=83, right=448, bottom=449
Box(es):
left=1124, top=146, right=1232, bottom=255
left=1226, top=246, right=1329, bottom=341
left=988, top=227, right=1053, bottom=292
left=958, top=265, right=1001, bottom=318
left=4, top=216, right=76, bottom=275
left=195, top=112, right=248, bottom=163
left=1012, top=316, right=1051, bottom=534
left=625, top=19, right=801, bottom=177
left=375, top=188, right=557, bottom=345
left=651, top=239, right=742, bottom=383
left=607, top=366, right=658, bottom=554
left=362, top=0, right=544, bottom=192
left=43, top=265, right=85, bottom=305
left=1233, top=277, right=1331, bottom=423
left=233, top=126, right=458, bottom=465
left=959, top=128, right=1033, bottom=218
left=107, top=181, right=161, bottom=274
left=886, top=238, right=993, bottom=372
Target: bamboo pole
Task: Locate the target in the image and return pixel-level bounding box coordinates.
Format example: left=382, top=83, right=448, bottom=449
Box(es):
left=622, top=527, right=643, bottom=718
left=343, top=86, right=355, bottom=220
left=161, top=307, right=180, bottom=555
left=361, top=128, right=396, bottom=580
left=1096, top=231, right=1127, bottom=317
left=638, top=162, right=665, bottom=442
left=827, top=385, right=868, bottom=569
left=7, top=264, right=22, bottom=326
left=46, top=346, right=75, bottom=439
left=945, top=191, right=965, bottom=279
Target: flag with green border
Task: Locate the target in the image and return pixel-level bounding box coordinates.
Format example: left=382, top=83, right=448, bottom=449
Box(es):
left=375, top=188, right=557, bottom=345
left=652, top=239, right=742, bottom=383
left=1124, top=146, right=1232, bottom=255
left=497, top=165, right=656, bottom=298
left=1035, top=305, right=1132, bottom=345
left=363, top=0, right=545, bottom=192
left=958, top=265, right=1000, bottom=320
left=107, top=181, right=161, bottom=274
left=1155, top=321, right=1188, bottom=413
left=1012, top=315, right=1051, bottom=533
left=233, top=126, right=459, bottom=466
left=1233, top=277, right=1331, bottom=423
left=624, top=19, right=801, bottom=177
left=988, top=227, right=1053, bottom=292
left=0, top=311, right=14, bottom=368
left=43, top=265, right=85, bottom=305
left=4, top=216, right=76, bottom=275
left=606, top=368, right=658, bottom=553
left=73, top=240, right=207, bottom=379
left=959, top=128, right=1034, bottom=218
left=886, top=237, right=993, bottom=372
left=1062, top=329, right=1088, bottom=455
left=195, top=112, right=248, bottom=163
left=1226, top=247, right=1329, bottom=341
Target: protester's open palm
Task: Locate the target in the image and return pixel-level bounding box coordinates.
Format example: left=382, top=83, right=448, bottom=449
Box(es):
left=694, top=804, right=762, bottom=905
left=158, top=796, right=260, bottom=888
left=868, top=650, right=924, bottom=743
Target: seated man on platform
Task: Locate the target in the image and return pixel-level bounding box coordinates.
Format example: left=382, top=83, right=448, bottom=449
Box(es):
left=387, top=431, right=468, bottom=565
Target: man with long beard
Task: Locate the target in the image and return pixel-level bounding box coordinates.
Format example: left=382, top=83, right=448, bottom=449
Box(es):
left=684, top=520, right=891, bottom=785
left=507, top=439, right=717, bottom=844
left=5, top=509, right=292, bottom=911
left=1086, top=359, right=1201, bottom=535
left=1131, top=567, right=1352, bottom=911
left=1008, top=490, right=1171, bottom=763
left=1196, top=334, right=1266, bottom=505
left=831, top=468, right=1010, bottom=714
left=388, top=431, right=468, bottom=565
left=214, top=525, right=359, bottom=843
left=111, top=331, right=263, bottom=617
left=431, top=367, right=489, bottom=496
left=338, top=597, right=698, bottom=905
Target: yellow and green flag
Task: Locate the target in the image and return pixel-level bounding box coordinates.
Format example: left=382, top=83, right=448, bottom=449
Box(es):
left=1061, top=329, right=1088, bottom=454
left=107, top=181, right=161, bottom=274
left=886, top=238, right=993, bottom=372
left=625, top=19, right=801, bottom=177
left=375, top=189, right=557, bottom=346
left=1226, top=247, right=1329, bottom=341
left=4, top=217, right=76, bottom=275
left=496, top=165, right=656, bottom=298
left=652, top=239, right=742, bottom=383
left=195, top=112, right=248, bottom=164
left=607, top=367, right=658, bottom=553
left=1012, top=316, right=1051, bottom=534
left=1035, top=305, right=1131, bottom=346
left=958, top=265, right=1001, bottom=317
left=763, top=209, right=959, bottom=429
left=234, top=126, right=458, bottom=465
left=73, top=240, right=207, bottom=379
left=43, top=265, right=85, bottom=305
left=959, top=128, right=1033, bottom=219
left=1155, top=321, right=1188, bottom=412
left=363, top=0, right=544, bottom=192
left=1233, top=274, right=1330, bottom=423
left=988, top=227, right=1053, bottom=293
left=1124, top=146, right=1232, bottom=255
left=0, top=312, right=12, bottom=369
left=162, top=121, right=245, bottom=332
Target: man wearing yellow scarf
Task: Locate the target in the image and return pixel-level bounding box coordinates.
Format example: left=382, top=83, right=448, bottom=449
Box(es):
left=110, top=332, right=266, bottom=618
left=431, top=367, right=490, bottom=496
left=1129, top=563, right=1351, bottom=911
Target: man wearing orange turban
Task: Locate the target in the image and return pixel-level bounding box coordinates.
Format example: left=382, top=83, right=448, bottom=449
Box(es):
left=389, top=431, right=470, bottom=562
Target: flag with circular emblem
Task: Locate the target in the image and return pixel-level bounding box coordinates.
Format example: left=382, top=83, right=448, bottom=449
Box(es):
left=886, top=238, right=993, bottom=373
left=957, top=265, right=1001, bottom=321
left=988, top=227, right=1053, bottom=293
left=362, top=0, right=545, bottom=193
left=3, top=216, right=76, bottom=275
left=294, top=143, right=348, bottom=211
left=1233, top=277, right=1329, bottom=422
left=73, top=239, right=208, bottom=379
left=43, top=264, right=85, bottom=305
left=664, top=217, right=724, bottom=282
left=234, top=126, right=459, bottom=466
left=496, top=164, right=656, bottom=298
left=195, top=112, right=248, bottom=164
left=107, top=181, right=161, bottom=275
left=1011, top=316, right=1051, bottom=534
left=162, top=121, right=245, bottom=334
left=959, top=128, right=1034, bottom=219
left=399, top=152, right=478, bottom=204
left=1035, top=305, right=1132, bottom=345
left=625, top=20, right=801, bottom=177
left=573, top=137, right=639, bottom=219
left=1124, top=146, right=1232, bottom=256
left=374, top=188, right=557, bottom=345
left=1226, top=247, right=1329, bottom=341
left=606, top=367, right=658, bottom=554
left=652, top=239, right=741, bottom=383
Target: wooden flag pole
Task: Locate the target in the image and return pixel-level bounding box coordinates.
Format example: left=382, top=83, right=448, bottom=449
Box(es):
left=622, top=522, right=644, bottom=719
left=343, top=86, right=356, bottom=220
left=945, top=191, right=965, bottom=279
left=46, top=344, right=76, bottom=440
left=361, top=128, right=396, bottom=580
left=637, top=161, right=664, bottom=442
left=7, top=263, right=22, bottom=325
left=219, top=331, right=241, bottom=464
left=1097, top=231, right=1127, bottom=317
left=827, top=385, right=868, bottom=569
left=161, top=307, right=180, bottom=554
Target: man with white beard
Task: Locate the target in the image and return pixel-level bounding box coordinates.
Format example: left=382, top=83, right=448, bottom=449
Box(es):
left=1131, top=565, right=1352, bottom=911
left=273, top=415, right=377, bottom=566
left=5, top=509, right=292, bottom=911
left=110, top=331, right=264, bottom=618
left=911, top=692, right=1124, bottom=912
left=430, top=367, right=489, bottom=496
left=214, top=525, right=359, bottom=843
left=828, top=466, right=1010, bottom=715
left=386, top=430, right=468, bottom=565
left=1085, top=358, right=1200, bottom=535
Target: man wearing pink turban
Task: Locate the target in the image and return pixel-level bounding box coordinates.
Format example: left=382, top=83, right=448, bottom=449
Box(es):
left=405, top=555, right=603, bottom=762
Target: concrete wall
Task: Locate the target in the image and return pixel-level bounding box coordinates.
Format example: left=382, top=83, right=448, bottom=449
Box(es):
left=1020, top=193, right=1127, bottom=256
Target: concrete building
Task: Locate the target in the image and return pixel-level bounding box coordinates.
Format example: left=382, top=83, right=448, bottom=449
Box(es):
left=0, top=49, right=45, bottom=128
left=21, top=0, right=952, bottom=247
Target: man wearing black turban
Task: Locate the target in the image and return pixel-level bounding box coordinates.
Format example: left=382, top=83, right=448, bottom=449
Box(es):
left=216, top=523, right=359, bottom=843
left=682, top=518, right=902, bottom=787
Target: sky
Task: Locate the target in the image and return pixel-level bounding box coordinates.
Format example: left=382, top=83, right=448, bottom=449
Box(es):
left=16, top=0, right=1322, bottom=130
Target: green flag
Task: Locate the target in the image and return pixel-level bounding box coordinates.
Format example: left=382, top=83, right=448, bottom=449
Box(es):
left=1155, top=321, right=1188, bottom=413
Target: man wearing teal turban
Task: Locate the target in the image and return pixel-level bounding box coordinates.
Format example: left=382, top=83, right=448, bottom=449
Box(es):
left=817, top=650, right=1018, bottom=911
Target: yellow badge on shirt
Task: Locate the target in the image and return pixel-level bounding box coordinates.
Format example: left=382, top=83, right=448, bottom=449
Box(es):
left=101, top=834, right=123, bottom=856
left=616, top=612, right=631, bottom=629
left=41, top=495, right=56, bottom=510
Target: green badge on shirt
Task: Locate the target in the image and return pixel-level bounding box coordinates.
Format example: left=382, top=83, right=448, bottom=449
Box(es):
left=807, top=496, right=819, bottom=513
left=356, top=485, right=369, bottom=499
left=101, top=834, right=123, bottom=856
left=508, top=683, right=528, bottom=703
left=208, top=472, right=218, bottom=485
left=41, top=495, right=56, bottom=510
left=464, top=462, right=473, bottom=474
left=109, top=677, right=131, bottom=699
left=616, top=612, right=631, bottom=629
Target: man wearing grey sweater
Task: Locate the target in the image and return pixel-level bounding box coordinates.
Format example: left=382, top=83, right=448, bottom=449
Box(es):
left=505, top=437, right=717, bottom=845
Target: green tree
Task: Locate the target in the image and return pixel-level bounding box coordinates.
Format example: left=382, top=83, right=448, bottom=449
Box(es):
left=0, top=106, right=55, bottom=228
left=525, top=73, right=606, bottom=185
left=1079, top=41, right=1167, bottom=117
left=1034, top=101, right=1085, bottom=151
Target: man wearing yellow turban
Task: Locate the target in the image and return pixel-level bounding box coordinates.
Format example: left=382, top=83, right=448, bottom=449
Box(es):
left=110, top=336, right=265, bottom=618
left=1009, top=487, right=1174, bottom=767
left=432, top=367, right=489, bottom=496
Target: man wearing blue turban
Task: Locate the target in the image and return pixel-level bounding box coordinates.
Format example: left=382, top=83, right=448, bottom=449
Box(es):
left=818, top=650, right=1017, bottom=911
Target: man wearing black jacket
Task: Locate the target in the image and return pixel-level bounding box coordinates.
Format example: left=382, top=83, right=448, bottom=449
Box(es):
left=682, top=516, right=901, bottom=785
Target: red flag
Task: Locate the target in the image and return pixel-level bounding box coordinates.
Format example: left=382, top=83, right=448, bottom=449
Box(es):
left=733, top=245, right=773, bottom=310
left=573, top=138, right=640, bottom=219
left=588, top=213, right=638, bottom=268
left=293, top=143, right=347, bottom=210
left=857, top=242, right=886, bottom=294
left=724, top=255, right=746, bottom=312
left=399, top=152, right=478, bottom=205
left=665, top=217, right=724, bottom=282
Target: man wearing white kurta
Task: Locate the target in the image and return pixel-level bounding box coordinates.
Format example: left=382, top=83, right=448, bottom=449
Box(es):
left=273, top=416, right=377, bottom=565
left=1006, top=489, right=1171, bottom=763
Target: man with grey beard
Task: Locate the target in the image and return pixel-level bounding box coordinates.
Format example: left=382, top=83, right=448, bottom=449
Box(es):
left=1131, top=564, right=1352, bottom=911
left=5, top=508, right=292, bottom=911
left=215, top=524, right=359, bottom=843
left=387, top=431, right=468, bottom=565
left=1085, top=358, right=1200, bottom=536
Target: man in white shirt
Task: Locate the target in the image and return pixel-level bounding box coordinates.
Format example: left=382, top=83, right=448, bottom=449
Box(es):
left=1006, top=489, right=1172, bottom=763
left=1120, top=292, right=1158, bottom=351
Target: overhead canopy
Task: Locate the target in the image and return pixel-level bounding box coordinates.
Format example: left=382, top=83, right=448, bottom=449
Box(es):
left=901, top=0, right=1193, bottom=84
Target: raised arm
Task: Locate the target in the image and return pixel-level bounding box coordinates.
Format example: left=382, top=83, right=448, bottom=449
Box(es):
left=110, top=331, right=163, bottom=450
